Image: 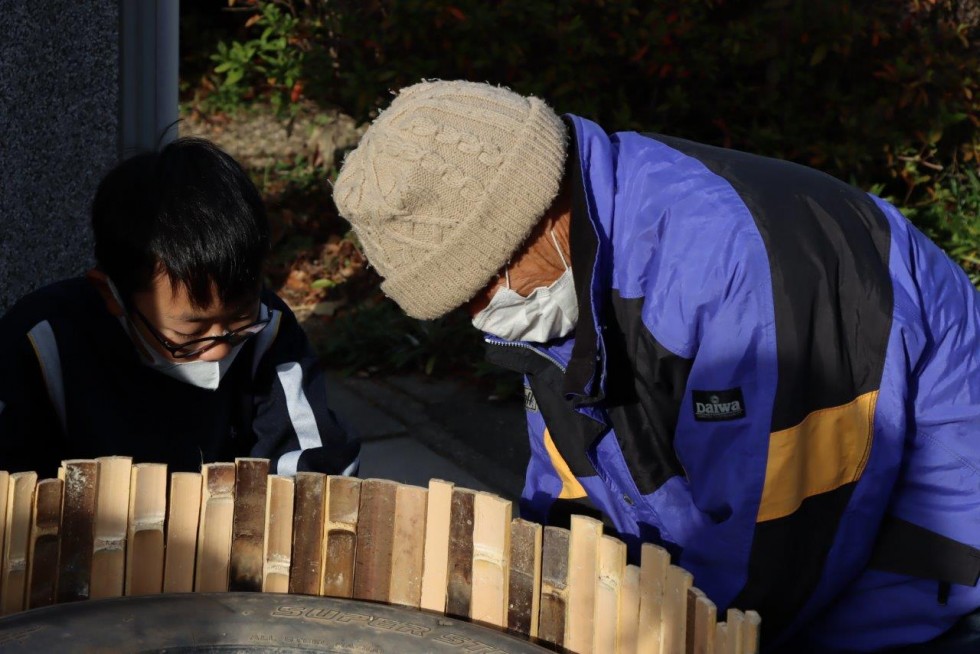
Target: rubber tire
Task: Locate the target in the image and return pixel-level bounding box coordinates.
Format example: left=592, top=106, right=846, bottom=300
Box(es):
left=0, top=592, right=552, bottom=653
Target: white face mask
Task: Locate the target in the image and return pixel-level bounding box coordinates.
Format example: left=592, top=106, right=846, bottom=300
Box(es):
left=129, top=325, right=247, bottom=391
left=105, top=278, right=256, bottom=391
left=472, top=231, right=579, bottom=342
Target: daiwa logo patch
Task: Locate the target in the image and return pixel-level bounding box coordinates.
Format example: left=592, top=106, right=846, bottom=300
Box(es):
left=692, top=388, right=746, bottom=422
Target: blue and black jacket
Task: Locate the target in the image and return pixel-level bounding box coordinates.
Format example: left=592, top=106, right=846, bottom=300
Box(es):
left=0, top=278, right=360, bottom=480
left=486, top=116, right=980, bottom=651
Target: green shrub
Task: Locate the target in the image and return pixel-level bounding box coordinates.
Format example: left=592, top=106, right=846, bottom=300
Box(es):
left=199, top=0, right=979, bottom=288
left=206, top=2, right=305, bottom=117
left=314, top=298, right=484, bottom=376
left=189, top=0, right=980, bottom=378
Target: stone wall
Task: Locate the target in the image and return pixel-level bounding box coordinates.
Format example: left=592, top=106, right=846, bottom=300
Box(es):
left=0, top=1, right=119, bottom=311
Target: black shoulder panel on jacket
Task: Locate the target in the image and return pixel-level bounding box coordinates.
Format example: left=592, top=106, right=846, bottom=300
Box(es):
left=734, top=483, right=857, bottom=643
left=646, top=134, right=894, bottom=431
left=604, top=292, right=691, bottom=495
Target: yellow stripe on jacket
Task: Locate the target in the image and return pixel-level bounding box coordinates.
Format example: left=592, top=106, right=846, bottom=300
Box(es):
left=543, top=427, right=587, bottom=500
left=758, top=391, right=878, bottom=522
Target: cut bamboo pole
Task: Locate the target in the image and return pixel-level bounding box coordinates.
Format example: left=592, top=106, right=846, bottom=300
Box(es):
left=638, top=543, right=670, bottom=654
left=688, top=587, right=716, bottom=654
left=27, top=478, right=62, bottom=609
left=0, top=471, right=10, bottom=600
left=125, top=463, right=167, bottom=596
left=263, top=475, right=294, bottom=593
left=0, top=464, right=765, bottom=647
left=507, top=518, right=542, bottom=638
left=539, top=525, right=570, bottom=648
left=663, top=565, right=693, bottom=654
left=715, top=623, right=729, bottom=654
left=595, top=535, right=626, bottom=653
left=57, top=460, right=98, bottom=603
left=726, top=608, right=745, bottom=654
left=194, top=463, right=235, bottom=592
left=419, top=479, right=453, bottom=613
left=288, top=472, right=327, bottom=595
left=90, top=456, right=132, bottom=599
left=353, top=479, right=397, bottom=602
left=445, top=487, right=476, bottom=619
left=567, top=514, right=602, bottom=654
left=471, top=492, right=511, bottom=627
left=620, top=564, right=641, bottom=654
left=163, top=472, right=202, bottom=593
left=743, top=610, right=761, bottom=654
left=2, top=471, right=36, bottom=614
left=321, top=475, right=360, bottom=598
left=388, top=484, right=427, bottom=608
left=229, top=458, right=269, bottom=592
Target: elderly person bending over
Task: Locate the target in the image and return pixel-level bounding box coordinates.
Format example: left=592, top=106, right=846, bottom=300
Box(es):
left=334, top=80, right=980, bottom=652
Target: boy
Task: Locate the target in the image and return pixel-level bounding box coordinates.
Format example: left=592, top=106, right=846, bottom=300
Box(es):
left=0, top=138, right=359, bottom=480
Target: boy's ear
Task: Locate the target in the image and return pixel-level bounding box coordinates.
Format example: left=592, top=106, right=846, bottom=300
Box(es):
left=85, top=269, right=125, bottom=317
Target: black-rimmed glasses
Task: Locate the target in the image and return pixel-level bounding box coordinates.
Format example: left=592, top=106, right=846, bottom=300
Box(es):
left=133, top=307, right=271, bottom=359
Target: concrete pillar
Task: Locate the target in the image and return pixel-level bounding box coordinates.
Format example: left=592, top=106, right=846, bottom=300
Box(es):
left=0, top=0, right=179, bottom=311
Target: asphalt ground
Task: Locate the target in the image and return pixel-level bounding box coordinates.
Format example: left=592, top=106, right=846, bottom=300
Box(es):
left=326, top=372, right=529, bottom=504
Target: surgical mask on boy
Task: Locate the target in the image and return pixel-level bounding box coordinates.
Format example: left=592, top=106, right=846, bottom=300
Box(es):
left=472, top=231, right=578, bottom=342
left=106, top=278, right=251, bottom=391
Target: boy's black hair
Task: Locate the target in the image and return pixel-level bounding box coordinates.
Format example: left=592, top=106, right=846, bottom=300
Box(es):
left=92, top=137, right=269, bottom=309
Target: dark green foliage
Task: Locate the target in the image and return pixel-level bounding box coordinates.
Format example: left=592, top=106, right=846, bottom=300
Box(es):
left=313, top=299, right=484, bottom=376
left=201, top=0, right=979, bottom=287
left=188, top=1, right=980, bottom=377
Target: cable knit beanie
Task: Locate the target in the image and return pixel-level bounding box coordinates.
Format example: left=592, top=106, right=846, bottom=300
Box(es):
left=333, top=80, right=568, bottom=320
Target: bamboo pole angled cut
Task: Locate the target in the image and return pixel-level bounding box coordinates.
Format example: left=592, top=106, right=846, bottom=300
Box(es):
left=2, top=471, right=37, bottom=615
left=229, top=458, right=269, bottom=593
left=507, top=518, right=542, bottom=638
left=263, top=475, right=294, bottom=593
left=163, top=472, right=202, bottom=593
left=57, top=460, right=98, bottom=604
left=638, top=542, right=671, bottom=654
left=594, top=534, right=626, bottom=654
left=0, top=471, right=9, bottom=601
left=688, top=587, right=717, bottom=654
left=27, top=477, right=63, bottom=609
left=125, top=463, right=167, bottom=597
left=90, top=456, right=133, bottom=600
left=445, top=487, right=476, bottom=619
left=471, top=492, right=511, bottom=628
left=726, top=608, right=745, bottom=654
left=194, top=463, right=235, bottom=592
left=743, top=610, right=761, bottom=654
left=619, top=564, right=641, bottom=654
left=419, top=478, right=453, bottom=613
left=388, top=483, right=427, bottom=608
left=321, top=475, right=360, bottom=598
left=288, top=472, right=327, bottom=595
left=538, top=525, right=570, bottom=648
left=352, top=478, right=397, bottom=603
left=663, top=564, right=694, bottom=654
left=567, top=514, right=602, bottom=654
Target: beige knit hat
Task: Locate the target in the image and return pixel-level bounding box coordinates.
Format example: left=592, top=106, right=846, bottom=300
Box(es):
left=333, top=80, right=568, bottom=320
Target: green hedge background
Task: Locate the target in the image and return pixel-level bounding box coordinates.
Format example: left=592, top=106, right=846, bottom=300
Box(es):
left=181, top=0, right=980, bottom=378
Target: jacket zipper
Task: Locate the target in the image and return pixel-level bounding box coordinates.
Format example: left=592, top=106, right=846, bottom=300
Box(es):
left=484, top=336, right=568, bottom=373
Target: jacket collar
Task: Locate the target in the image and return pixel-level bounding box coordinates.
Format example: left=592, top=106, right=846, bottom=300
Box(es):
left=561, top=115, right=612, bottom=406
